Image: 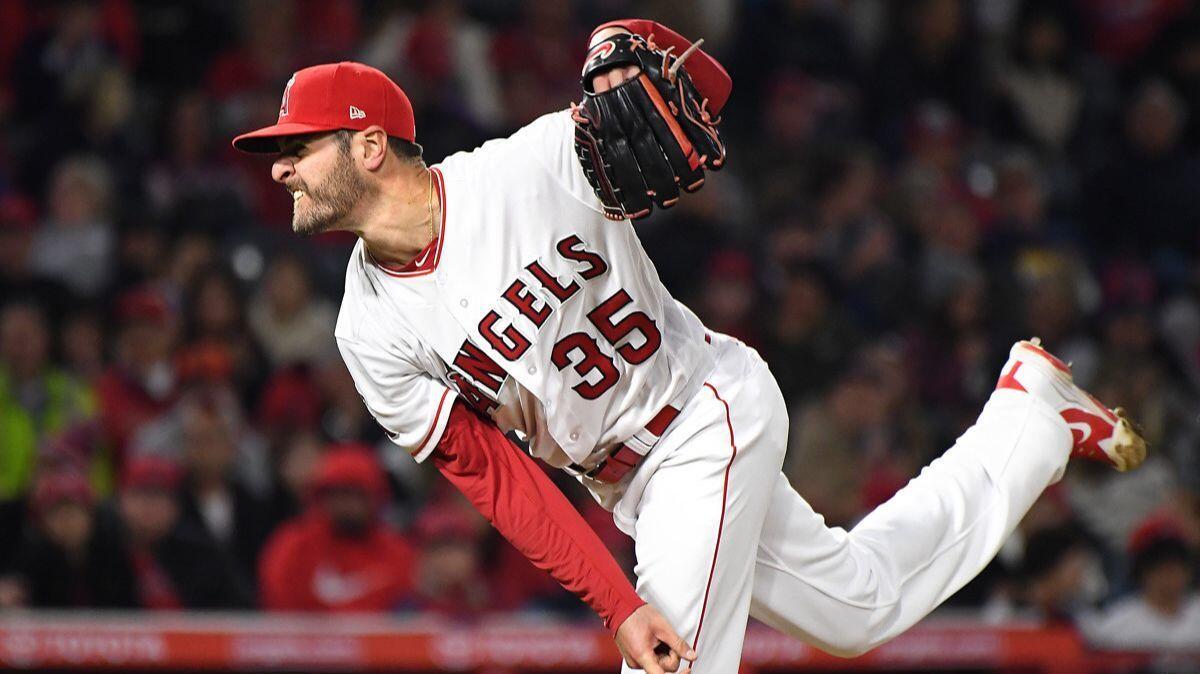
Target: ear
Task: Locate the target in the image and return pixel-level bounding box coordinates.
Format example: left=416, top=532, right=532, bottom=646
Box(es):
left=358, top=126, right=389, bottom=171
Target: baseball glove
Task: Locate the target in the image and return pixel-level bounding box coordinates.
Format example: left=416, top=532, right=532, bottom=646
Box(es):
left=572, top=30, right=727, bottom=221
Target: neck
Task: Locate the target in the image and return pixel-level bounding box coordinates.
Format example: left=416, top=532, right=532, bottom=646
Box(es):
left=358, top=165, right=440, bottom=268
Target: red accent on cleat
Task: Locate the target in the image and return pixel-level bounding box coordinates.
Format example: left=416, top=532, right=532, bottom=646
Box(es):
left=995, top=361, right=1027, bottom=393
left=1060, top=408, right=1117, bottom=466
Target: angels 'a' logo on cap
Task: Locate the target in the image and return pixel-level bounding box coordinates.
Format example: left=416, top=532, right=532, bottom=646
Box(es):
left=349, top=106, right=366, bottom=120
left=279, top=74, right=297, bottom=118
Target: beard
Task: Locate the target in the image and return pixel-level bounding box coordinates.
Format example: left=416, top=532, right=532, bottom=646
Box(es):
left=291, top=152, right=374, bottom=237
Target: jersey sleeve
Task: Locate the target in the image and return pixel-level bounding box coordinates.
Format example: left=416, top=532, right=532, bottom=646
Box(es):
left=337, top=335, right=457, bottom=463
left=513, top=109, right=606, bottom=213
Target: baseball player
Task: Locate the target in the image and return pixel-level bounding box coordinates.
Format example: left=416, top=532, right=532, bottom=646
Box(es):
left=233, top=20, right=1146, bottom=673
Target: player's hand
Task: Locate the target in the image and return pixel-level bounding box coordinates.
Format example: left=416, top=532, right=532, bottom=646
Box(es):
left=591, top=64, right=641, bottom=93
left=573, top=23, right=726, bottom=221
left=589, top=27, right=640, bottom=94
left=615, top=604, right=696, bottom=673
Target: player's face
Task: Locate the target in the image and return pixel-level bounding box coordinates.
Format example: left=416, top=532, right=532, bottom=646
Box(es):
left=274, top=133, right=374, bottom=237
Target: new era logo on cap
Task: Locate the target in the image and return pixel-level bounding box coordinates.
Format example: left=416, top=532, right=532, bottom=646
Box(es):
left=349, top=106, right=366, bottom=120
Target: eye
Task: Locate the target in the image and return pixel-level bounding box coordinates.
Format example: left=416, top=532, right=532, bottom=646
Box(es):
left=280, top=140, right=307, bottom=158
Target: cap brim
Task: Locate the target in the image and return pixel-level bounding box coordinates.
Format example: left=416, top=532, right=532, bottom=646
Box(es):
left=232, top=121, right=340, bottom=153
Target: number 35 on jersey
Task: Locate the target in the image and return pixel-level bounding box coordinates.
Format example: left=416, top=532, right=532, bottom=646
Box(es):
left=447, top=233, right=662, bottom=414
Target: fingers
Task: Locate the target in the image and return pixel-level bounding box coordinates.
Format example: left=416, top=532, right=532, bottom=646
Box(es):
left=650, top=623, right=695, bottom=673
left=655, top=622, right=697, bottom=662
left=613, top=604, right=695, bottom=673
left=642, top=648, right=689, bottom=674
left=593, top=65, right=642, bottom=93
left=656, top=650, right=681, bottom=672
left=612, top=65, right=640, bottom=89
left=638, top=652, right=667, bottom=674
left=607, top=68, right=625, bottom=91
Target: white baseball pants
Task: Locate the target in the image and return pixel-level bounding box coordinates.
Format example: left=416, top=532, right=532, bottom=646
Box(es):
left=615, top=335, right=1072, bottom=673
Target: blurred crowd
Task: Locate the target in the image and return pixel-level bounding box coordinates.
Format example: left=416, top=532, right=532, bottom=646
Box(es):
left=1, top=0, right=1199, bottom=653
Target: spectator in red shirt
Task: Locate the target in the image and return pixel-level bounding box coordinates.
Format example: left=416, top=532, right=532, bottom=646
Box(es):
left=259, top=444, right=415, bottom=612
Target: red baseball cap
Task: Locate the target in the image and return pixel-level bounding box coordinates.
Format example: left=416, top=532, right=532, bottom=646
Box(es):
left=33, top=470, right=95, bottom=514
left=309, top=443, right=389, bottom=505
left=232, top=61, right=416, bottom=153
left=120, top=456, right=184, bottom=493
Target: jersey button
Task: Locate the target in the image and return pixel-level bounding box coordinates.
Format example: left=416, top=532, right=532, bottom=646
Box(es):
left=527, top=365, right=537, bottom=374
left=569, top=431, right=579, bottom=441
left=459, top=298, right=468, bottom=307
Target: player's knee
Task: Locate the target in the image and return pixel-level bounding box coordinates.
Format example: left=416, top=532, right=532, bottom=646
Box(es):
left=774, top=601, right=891, bottom=658
left=827, top=637, right=879, bottom=658
left=812, top=574, right=901, bottom=656
left=818, top=628, right=879, bottom=658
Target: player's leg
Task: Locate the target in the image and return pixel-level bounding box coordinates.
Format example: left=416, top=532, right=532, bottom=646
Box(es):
left=748, top=339, right=1145, bottom=656
left=624, top=345, right=789, bottom=673
left=748, top=389, right=1068, bottom=656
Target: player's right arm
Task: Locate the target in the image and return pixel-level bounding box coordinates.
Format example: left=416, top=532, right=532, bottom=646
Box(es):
left=338, top=336, right=694, bottom=672
left=430, top=402, right=694, bottom=674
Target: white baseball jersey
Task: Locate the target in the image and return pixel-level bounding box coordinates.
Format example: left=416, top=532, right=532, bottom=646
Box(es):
left=335, top=109, right=715, bottom=502
left=334, top=105, right=1084, bottom=674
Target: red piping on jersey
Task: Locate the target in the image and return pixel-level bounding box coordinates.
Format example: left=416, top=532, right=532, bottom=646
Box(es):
left=373, top=167, right=447, bottom=278
left=411, top=387, right=453, bottom=455
left=693, top=381, right=737, bottom=661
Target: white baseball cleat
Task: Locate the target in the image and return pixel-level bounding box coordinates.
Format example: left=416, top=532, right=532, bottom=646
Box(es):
left=994, top=337, right=1146, bottom=471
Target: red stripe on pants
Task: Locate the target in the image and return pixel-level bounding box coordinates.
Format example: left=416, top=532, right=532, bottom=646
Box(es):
left=693, top=382, right=738, bottom=661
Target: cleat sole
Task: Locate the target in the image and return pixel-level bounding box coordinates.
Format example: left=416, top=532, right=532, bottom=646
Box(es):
left=1110, top=407, right=1147, bottom=472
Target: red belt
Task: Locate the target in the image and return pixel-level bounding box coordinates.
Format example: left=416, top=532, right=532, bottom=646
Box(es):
left=580, top=404, right=680, bottom=484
